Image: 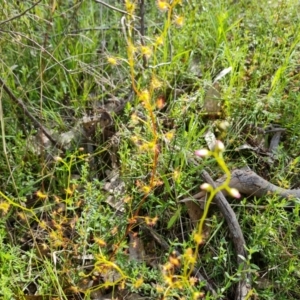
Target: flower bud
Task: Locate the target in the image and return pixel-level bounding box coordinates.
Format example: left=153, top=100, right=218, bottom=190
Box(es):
left=195, top=149, right=210, bottom=157
left=200, top=183, right=212, bottom=191
left=228, top=188, right=241, bottom=199
left=214, top=140, right=225, bottom=152
left=218, top=120, right=230, bottom=131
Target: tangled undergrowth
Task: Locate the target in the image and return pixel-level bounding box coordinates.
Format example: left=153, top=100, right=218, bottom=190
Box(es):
left=1, top=0, right=300, bottom=299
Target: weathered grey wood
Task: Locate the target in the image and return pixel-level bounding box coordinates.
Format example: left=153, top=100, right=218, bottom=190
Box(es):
left=224, top=168, right=300, bottom=199
left=202, top=170, right=251, bottom=300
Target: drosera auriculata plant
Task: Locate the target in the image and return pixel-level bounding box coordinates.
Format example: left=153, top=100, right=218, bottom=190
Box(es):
left=158, top=140, right=241, bottom=298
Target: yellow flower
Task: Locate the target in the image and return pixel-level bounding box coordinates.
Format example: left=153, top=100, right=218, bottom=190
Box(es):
left=65, top=187, right=73, bottom=195
left=131, top=135, right=139, bottom=144
left=164, top=274, right=174, bottom=286
left=0, top=201, right=10, bottom=214
left=156, top=0, right=169, bottom=12
left=123, top=195, right=132, bottom=203
left=147, top=141, right=156, bottom=150
left=165, top=130, right=175, bottom=141
left=172, top=169, right=180, bottom=181
left=156, top=285, right=164, bottom=293
left=134, top=278, right=144, bottom=288
left=169, top=255, right=180, bottom=267
left=107, top=56, right=118, bottom=66
left=17, top=211, right=26, bottom=221
left=49, top=231, right=64, bottom=248
left=39, top=220, right=47, bottom=229
left=111, top=226, right=118, bottom=235
left=36, top=190, right=47, bottom=199
left=140, top=45, right=152, bottom=59
left=173, top=15, right=184, bottom=27
left=131, top=113, right=140, bottom=124
left=193, top=292, right=205, bottom=299
left=94, top=237, right=107, bottom=247
left=53, top=195, right=60, bottom=203
left=184, top=248, right=196, bottom=264
left=194, top=233, right=203, bottom=245
left=124, top=0, right=136, bottom=15
left=151, top=76, right=162, bottom=89
left=145, top=216, right=158, bottom=226
left=119, top=280, right=126, bottom=290
left=155, top=35, right=164, bottom=46
left=189, top=276, right=198, bottom=286
left=142, top=185, right=151, bottom=194
left=139, top=89, right=150, bottom=103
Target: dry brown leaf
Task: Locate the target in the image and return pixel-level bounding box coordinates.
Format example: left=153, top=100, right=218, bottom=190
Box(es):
left=185, top=201, right=203, bottom=226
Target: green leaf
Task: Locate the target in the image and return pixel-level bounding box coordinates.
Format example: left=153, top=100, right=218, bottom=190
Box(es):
left=167, top=207, right=182, bottom=229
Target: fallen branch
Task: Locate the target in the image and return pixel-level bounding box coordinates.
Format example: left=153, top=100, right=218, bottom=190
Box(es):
left=185, top=168, right=300, bottom=203
left=222, top=168, right=300, bottom=199
left=202, top=170, right=251, bottom=300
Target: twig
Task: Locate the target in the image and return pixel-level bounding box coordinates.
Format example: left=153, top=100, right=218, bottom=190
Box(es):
left=202, top=170, right=251, bottom=300
left=0, top=78, right=63, bottom=150
left=0, top=0, right=42, bottom=26
left=94, top=0, right=140, bottom=18
left=0, top=29, right=72, bottom=73
left=139, top=0, right=147, bottom=68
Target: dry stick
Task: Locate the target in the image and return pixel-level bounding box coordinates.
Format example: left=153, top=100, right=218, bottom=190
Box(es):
left=0, top=78, right=63, bottom=150
left=202, top=170, right=251, bottom=300
left=94, top=0, right=140, bottom=18
left=0, top=0, right=42, bottom=26
left=139, top=0, right=147, bottom=68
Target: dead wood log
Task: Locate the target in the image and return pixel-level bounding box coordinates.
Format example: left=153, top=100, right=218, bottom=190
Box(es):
left=202, top=170, right=251, bottom=300
left=184, top=168, right=300, bottom=204
left=223, top=168, right=300, bottom=199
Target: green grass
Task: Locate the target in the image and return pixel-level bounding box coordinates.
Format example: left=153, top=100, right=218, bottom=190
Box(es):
left=1, top=0, right=300, bottom=299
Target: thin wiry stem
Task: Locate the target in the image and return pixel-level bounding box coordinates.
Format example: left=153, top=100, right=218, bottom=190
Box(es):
left=0, top=0, right=42, bottom=26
